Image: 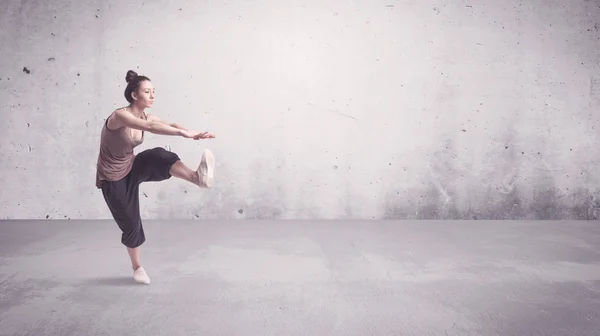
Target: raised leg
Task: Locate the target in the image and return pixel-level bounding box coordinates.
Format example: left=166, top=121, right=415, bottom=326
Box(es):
left=169, top=161, right=200, bottom=185
left=169, top=149, right=215, bottom=188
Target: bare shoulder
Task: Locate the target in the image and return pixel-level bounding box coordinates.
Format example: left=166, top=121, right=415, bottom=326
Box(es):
left=107, top=107, right=128, bottom=129
left=113, top=107, right=129, bottom=116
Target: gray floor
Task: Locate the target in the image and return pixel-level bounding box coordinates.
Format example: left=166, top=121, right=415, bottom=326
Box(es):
left=1, top=220, right=599, bottom=336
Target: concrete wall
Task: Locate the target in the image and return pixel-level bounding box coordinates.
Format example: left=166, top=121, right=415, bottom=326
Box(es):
left=1, top=0, right=599, bottom=220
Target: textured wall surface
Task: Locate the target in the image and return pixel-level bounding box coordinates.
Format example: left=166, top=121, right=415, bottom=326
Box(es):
left=1, top=0, right=599, bottom=220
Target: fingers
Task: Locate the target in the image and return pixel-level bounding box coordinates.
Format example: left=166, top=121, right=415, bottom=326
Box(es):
left=190, top=132, right=216, bottom=140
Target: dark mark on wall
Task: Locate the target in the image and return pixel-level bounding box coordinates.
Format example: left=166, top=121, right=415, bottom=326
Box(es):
left=46, top=215, right=49, bottom=219
left=48, top=57, right=55, bottom=61
left=386, top=4, right=394, bottom=8
left=238, top=209, right=244, bottom=214
left=143, top=192, right=148, bottom=198
left=27, top=123, right=30, bottom=127
left=22, top=67, right=31, bottom=74
left=333, top=165, right=338, bottom=170
left=461, top=129, right=466, bottom=132
left=51, top=33, right=55, bottom=36
left=95, top=15, right=99, bottom=18
left=77, top=73, right=80, bottom=76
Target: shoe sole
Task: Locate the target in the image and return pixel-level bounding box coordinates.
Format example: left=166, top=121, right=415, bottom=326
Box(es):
left=200, top=149, right=215, bottom=188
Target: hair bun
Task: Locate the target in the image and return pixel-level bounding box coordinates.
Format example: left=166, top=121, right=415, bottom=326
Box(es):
left=125, top=70, right=138, bottom=83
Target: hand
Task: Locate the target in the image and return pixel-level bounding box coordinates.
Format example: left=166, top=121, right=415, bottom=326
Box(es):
left=193, top=132, right=216, bottom=140
left=180, top=130, right=202, bottom=139
left=180, top=130, right=215, bottom=139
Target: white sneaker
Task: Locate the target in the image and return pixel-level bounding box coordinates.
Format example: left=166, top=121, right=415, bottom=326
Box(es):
left=197, top=149, right=215, bottom=188
left=133, top=266, right=151, bottom=285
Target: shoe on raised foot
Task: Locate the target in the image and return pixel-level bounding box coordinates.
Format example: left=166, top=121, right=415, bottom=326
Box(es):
left=133, top=266, right=151, bottom=285
left=197, top=149, right=215, bottom=188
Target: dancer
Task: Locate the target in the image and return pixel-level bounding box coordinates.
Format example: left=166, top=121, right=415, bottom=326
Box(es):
left=95, top=70, right=215, bottom=285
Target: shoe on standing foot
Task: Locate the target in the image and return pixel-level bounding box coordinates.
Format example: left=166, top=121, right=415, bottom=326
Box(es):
left=133, top=266, right=151, bottom=285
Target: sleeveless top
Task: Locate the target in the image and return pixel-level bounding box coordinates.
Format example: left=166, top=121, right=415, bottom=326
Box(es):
left=95, top=108, right=146, bottom=188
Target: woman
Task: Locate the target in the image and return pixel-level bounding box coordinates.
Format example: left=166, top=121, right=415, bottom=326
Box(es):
left=95, top=70, right=215, bottom=285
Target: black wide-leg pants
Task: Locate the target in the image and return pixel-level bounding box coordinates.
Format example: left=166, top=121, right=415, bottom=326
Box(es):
left=101, top=147, right=180, bottom=248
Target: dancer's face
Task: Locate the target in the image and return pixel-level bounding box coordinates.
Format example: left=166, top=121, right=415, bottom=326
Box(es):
left=132, top=80, right=155, bottom=108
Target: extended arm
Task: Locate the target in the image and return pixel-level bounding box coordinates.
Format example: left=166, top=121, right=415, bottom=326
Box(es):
left=144, top=113, right=215, bottom=139
left=113, top=109, right=184, bottom=136
left=147, top=114, right=188, bottom=131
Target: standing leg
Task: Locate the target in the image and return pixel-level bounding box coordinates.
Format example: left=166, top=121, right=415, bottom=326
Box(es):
left=127, top=247, right=142, bottom=270
left=101, top=179, right=150, bottom=285
left=129, top=247, right=150, bottom=284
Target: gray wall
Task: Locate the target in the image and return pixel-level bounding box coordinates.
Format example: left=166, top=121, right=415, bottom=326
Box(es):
left=1, top=0, right=599, bottom=220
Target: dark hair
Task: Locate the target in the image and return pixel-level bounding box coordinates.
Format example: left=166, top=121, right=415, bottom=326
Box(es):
left=124, top=70, right=151, bottom=103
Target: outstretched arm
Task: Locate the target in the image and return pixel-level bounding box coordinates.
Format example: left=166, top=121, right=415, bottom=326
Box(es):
left=113, top=109, right=184, bottom=136
left=147, top=114, right=188, bottom=131
left=146, top=113, right=216, bottom=139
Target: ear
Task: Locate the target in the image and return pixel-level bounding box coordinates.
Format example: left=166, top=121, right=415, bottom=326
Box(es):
left=131, top=91, right=138, bottom=100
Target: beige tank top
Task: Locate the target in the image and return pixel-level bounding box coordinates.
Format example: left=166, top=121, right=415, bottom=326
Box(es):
left=95, top=109, right=146, bottom=188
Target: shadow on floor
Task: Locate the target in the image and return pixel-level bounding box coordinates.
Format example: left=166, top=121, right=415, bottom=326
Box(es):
left=85, top=276, right=137, bottom=287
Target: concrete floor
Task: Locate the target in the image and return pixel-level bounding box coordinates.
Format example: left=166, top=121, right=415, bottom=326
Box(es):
left=0, top=220, right=599, bottom=336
